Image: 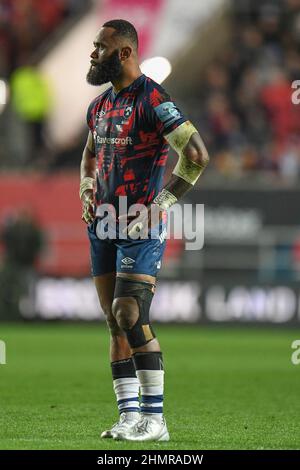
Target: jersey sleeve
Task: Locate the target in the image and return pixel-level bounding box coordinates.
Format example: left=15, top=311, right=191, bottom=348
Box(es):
left=86, top=98, right=98, bottom=131
left=145, top=80, right=187, bottom=136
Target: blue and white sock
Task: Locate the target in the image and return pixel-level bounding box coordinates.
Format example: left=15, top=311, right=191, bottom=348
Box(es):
left=111, top=358, right=140, bottom=415
left=133, top=352, right=164, bottom=419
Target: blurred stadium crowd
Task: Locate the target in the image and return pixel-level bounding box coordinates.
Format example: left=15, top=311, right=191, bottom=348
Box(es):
left=191, top=0, right=300, bottom=180
left=0, top=0, right=86, bottom=76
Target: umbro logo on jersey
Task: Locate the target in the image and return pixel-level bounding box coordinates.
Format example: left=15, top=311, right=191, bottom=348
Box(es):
left=121, top=257, right=135, bottom=265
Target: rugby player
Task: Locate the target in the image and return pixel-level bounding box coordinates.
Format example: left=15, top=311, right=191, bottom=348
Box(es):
left=80, top=19, right=209, bottom=441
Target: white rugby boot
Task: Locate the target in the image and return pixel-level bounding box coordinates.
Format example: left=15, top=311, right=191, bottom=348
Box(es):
left=114, top=413, right=170, bottom=441
left=100, top=411, right=140, bottom=438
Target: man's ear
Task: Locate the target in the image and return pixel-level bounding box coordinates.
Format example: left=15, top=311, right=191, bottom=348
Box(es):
left=120, top=46, right=132, bottom=61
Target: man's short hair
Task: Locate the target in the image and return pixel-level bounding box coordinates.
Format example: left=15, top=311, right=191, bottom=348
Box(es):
left=103, top=19, right=138, bottom=50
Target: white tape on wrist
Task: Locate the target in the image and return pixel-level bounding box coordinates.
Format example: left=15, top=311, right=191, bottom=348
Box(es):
left=153, top=189, right=177, bottom=210
left=79, top=177, right=95, bottom=200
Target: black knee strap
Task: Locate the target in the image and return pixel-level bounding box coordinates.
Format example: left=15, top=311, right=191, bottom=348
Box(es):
left=114, top=277, right=156, bottom=348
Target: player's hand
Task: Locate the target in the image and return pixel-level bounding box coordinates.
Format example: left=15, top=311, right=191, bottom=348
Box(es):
left=118, top=204, right=164, bottom=238
left=81, top=189, right=95, bottom=224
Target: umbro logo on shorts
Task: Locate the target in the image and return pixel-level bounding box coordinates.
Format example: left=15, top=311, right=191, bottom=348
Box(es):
left=121, top=257, right=135, bottom=266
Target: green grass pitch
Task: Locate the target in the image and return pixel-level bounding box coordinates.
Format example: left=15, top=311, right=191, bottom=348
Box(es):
left=0, top=323, right=299, bottom=450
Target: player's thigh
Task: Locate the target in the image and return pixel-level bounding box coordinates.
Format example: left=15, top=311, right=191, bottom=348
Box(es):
left=93, top=272, right=116, bottom=315
left=87, top=221, right=117, bottom=277
left=113, top=238, right=163, bottom=322
left=94, top=273, right=125, bottom=336
left=87, top=220, right=117, bottom=314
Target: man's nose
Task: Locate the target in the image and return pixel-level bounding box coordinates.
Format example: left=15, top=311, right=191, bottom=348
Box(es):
left=90, top=49, right=98, bottom=59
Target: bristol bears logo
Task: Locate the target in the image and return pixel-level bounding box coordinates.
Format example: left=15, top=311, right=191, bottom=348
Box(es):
left=96, top=109, right=106, bottom=119
left=124, top=106, right=133, bottom=119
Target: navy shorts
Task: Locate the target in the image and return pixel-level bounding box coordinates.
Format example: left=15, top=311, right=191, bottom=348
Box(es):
left=87, top=218, right=167, bottom=277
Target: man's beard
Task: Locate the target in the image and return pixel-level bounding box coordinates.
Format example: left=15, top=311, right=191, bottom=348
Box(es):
left=86, top=50, right=122, bottom=86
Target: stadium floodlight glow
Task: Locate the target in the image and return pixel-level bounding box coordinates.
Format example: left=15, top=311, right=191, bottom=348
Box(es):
left=140, top=57, right=172, bottom=84
left=0, top=79, right=8, bottom=113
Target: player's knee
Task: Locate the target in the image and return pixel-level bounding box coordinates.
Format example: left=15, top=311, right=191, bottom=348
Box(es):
left=113, top=278, right=156, bottom=348
left=106, top=313, right=123, bottom=337
left=112, top=297, right=139, bottom=331
left=100, top=302, right=112, bottom=318
left=100, top=303, right=122, bottom=336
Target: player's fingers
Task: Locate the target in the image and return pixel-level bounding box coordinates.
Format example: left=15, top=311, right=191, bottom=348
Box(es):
left=121, top=224, right=128, bottom=235
left=82, top=212, right=91, bottom=224
left=82, top=198, right=95, bottom=223
left=83, top=196, right=94, bottom=210
left=82, top=213, right=88, bottom=224
left=128, top=221, right=144, bottom=238
left=82, top=205, right=94, bottom=224
left=87, top=207, right=95, bottom=223
left=87, top=204, right=95, bottom=218
left=119, top=214, right=136, bottom=235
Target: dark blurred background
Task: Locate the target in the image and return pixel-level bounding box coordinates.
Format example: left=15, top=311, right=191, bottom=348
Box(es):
left=1, top=0, right=300, bottom=323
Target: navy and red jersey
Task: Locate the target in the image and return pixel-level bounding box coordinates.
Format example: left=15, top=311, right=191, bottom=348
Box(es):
left=86, top=74, right=186, bottom=212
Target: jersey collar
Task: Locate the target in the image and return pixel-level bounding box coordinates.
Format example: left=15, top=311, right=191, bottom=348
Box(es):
left=111, top=74, right=145, bottom=100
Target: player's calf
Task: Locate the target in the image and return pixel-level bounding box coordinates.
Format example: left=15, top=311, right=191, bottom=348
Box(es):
left=98, top=300, right=140, bottom=434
